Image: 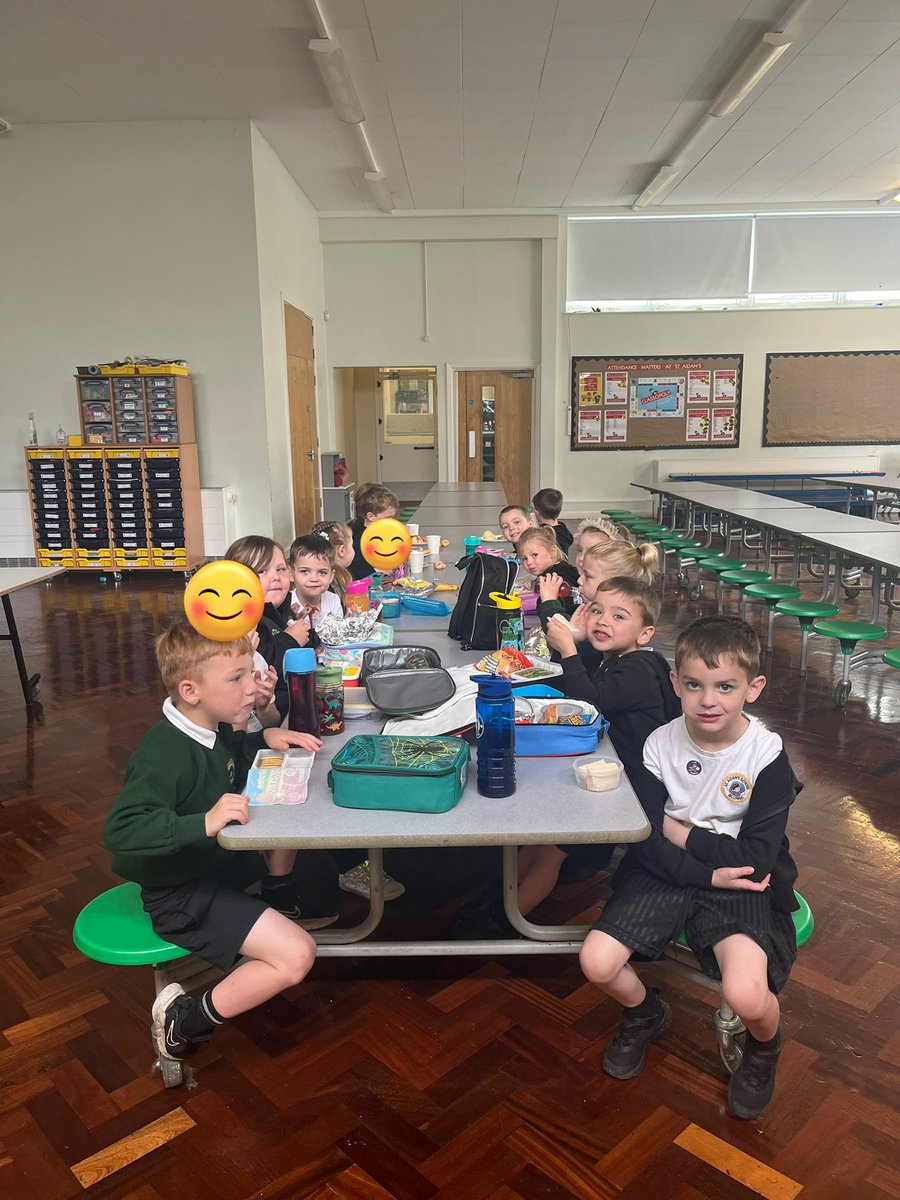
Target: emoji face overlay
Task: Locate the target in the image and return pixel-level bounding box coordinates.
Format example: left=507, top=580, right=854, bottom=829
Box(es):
left=360, top=518, right=412, bottom=572
left=183, top=560, right=265, bottom=642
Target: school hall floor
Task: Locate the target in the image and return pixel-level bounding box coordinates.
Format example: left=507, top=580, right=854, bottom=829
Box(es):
left=0, top=569, right=897, bottom=1200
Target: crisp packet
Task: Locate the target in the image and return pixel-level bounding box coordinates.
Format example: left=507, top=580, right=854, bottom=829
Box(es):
left=524, top=626, right=550, bottom=659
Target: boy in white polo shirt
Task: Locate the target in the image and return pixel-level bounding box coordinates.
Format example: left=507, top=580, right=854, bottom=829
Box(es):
left=580, top=616, right=801, bottom=1121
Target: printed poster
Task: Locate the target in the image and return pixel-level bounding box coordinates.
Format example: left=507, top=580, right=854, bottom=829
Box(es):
left=714, top=370, right=737, bottom=403
left=629, top=376, right=685, bottom=417
left=604, top=370, right=627, bottom=403
left=578, top=374, right=601, bottom=406
left=688, top=370, right=711, bottom=404
left=577, top=409, right=601, bottom=443
left=603, top=409, right=627, bottom=442
left=686, top=408, right=711, bottom=441
left=712, top=408, right=736, bottom=441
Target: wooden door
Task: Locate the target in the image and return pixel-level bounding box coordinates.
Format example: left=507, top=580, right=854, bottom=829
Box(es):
left=457, top=370, right=532, bottom=504
left=284, top=303, right=320, bottom=530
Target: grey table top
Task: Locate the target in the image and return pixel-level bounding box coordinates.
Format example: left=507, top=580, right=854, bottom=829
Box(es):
left=0, top=565, right=64, bottom=596
left=633, top=482, right=809, bottom=511
left=812, top=475, right=900, bottom=496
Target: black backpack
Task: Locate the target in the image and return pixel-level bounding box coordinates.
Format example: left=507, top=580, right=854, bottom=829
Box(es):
left=447, top=553, right=518, bottom=651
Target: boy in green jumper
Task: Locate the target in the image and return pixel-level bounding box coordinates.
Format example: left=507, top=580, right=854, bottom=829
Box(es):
left=104, top=619, right=321, bottom=1062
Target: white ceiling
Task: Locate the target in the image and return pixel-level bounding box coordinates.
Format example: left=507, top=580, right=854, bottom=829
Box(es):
left=2, top=0, right=900, bottom=213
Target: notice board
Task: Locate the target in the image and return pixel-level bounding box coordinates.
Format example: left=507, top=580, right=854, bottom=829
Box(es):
left=570, top=355, right=743, bottom=451
left=764, top=351, right=900, bottom=446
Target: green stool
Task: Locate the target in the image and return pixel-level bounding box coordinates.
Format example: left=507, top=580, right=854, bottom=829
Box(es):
left=736, top=580, right=800, bottom=651
left=600, top=510, right=631, bottom=520
left=884, top=648, right=900, bottom=671
left=695, top=557, right=747, bottom=607
left=674, top=543, right=718, bottom=588
left=670, top=891, right=813, bottom=1073
left=774, top=599, right=841, bottom=674
left=811, top=618, right=887, bottom=706
left=73, top=882, right=191, bottom=1087
left=718, top=569, right=771, bottom=617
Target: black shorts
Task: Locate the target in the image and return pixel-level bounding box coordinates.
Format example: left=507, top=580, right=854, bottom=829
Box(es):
left=593, top=869, right=797, bottom=994
left=558, top=843, right=616, bottom=869
left=142, top=854, right=268, bottom=973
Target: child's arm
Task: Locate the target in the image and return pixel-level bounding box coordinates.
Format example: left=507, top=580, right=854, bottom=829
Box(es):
left=262, top=728, right=322, bottom=753
left=681, top=753, right=800, bottom=883
left=550, top=649, right=649, bottom=714
left=104, top=754, right=211, bottom=858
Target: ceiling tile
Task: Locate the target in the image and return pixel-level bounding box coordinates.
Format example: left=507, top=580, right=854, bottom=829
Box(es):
left=371, top=26, right=461, bottom=61
left=366, top=0, right=460, bottom=26
left=462, top=22, right=552, bottom=60
left=547, top=22, right=645, bottom=58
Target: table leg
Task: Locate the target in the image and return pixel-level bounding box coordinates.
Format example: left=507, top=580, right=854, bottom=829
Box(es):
left=314, top=847, right=386, bottom=945
left=1, top=594, right=41, bottom=705
left=501, top=845, right=591, bottom=942
left=869, top=565, right=882, bottom=624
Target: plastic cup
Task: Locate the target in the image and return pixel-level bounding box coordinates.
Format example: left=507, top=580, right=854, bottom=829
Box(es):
left=463, top=536, right=480, bottom=556
left=408, top=549, right=425, bottom=575
left=426, top=534, right=442, bottom=557
left=407, top=522, right=419, bottom=536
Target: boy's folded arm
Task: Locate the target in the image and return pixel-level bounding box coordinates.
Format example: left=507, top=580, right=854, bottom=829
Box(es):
left=628, top=766, right=713, bottom=888
left=685, top=754, right=799, bottom=882
left=103, top=763, right=208, bottom=858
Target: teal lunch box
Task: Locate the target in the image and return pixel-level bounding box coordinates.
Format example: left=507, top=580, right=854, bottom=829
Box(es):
left=328, top=734, right=470, bottom=814
left=511, top=685, right=609, bottom=757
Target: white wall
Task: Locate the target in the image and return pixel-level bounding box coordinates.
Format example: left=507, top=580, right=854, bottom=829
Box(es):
left=250, top=125, right=328, bottom=545
left=561, top=307, right=900, bottom=510
left=322, top=231, right=543, bottom=482
left=0, top=121, right=275, bottom=534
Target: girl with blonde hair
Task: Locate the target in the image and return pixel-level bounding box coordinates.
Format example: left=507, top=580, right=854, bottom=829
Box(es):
left=310, top=520, right=354, bottom=602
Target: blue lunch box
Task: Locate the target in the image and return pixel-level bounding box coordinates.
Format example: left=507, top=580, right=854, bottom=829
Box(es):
left=512, top=685, right=609, bottom=757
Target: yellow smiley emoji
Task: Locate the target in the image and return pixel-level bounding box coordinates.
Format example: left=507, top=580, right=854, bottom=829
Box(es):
left=183, top=560, right=265, bottom=642
left=360, top=518, right=412, bottom=572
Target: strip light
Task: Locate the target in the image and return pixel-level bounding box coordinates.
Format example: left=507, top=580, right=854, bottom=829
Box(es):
left=308, top=38, right=365, bottom=124
left=633, top=165, right=680, bottom=209
left=365, top=171, right=395, bottom=214
left=708, top=32, right=792, bottom=117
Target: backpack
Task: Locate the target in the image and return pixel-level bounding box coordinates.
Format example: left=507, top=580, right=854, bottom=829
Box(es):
left=447, top=552, right=518, bottom=651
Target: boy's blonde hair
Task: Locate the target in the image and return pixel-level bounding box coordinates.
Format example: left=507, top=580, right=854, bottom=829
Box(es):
left=355, top=483, right=399, bottom=518
left=594, top=577, right=661, bottom=626
left=583, top=538, right=659, bottom=584
left=675, top=616, right=760, bottom=681
left=516, top=525, right=562, bottom=563
left=224, top=535, right=284, bottom=576
left=574, top=515, right=620, bottom=544
left=311, top=520, right=352, bottom=598
left=156, top=618, right=252, bottom=699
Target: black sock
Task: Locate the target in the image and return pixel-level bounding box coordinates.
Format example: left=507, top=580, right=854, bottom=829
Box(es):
left=748, top=1025, right=781, bottom=1049
left=180, top=989, right=225, bottom=1041
left=262, top=873, right=294, bottom=894
left=625, top=988, right=659, bottom=1017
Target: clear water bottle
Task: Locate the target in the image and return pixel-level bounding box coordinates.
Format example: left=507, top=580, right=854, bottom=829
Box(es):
left=490, top=591, right=523, bottom=652
left=470, top=674, right=516, bottom=798
left=283, top=647, right=319, bottom=737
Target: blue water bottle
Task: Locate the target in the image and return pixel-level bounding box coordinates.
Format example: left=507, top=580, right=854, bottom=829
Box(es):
left=470, top=674, right=516, bottom=798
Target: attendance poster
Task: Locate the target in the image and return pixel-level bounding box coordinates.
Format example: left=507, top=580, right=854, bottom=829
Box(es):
left=714, top=370, right=738, bottom=403
left=604, top=409, right=627, bottom=441
left=686, top=409, right=711, bottom=441
left=578, top=374, right=601, bottom=406
left=604, top=370, right=627, bottom=403
left=712, top=408, right=737, bottom=441
left=688, top=370, right=711, bottom=403
left=577, top=409, right=601, bottom=443
left=629, top=375, right=685, bottom=418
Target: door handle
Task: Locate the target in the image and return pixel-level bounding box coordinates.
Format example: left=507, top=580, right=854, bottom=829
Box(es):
left=413, top=445, right=433, bottom=450
left=468, top=431, right=475, bottom=458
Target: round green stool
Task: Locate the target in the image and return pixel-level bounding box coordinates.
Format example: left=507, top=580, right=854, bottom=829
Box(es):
left=74, top=882, right=190, bottom=1087
left=673, top=891, right=813, bottom=1073
left=774, top=599, right=841, bottom=675
left=694, top=557, right=747, bottom=606
left=883, top=648, right=900, bottom=671
left=673, top=542, right=712, bottom=587
left=811, top=618, right=887, bottom=706
left=600, top=510, right=631, bottom=520
left=735, top=580, right=800, bottom=651
left=718, top=568, right=772, bottom=620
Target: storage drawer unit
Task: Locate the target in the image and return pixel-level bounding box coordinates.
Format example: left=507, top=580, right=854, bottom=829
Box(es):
left=27, top=449, right=74, bottom=565
left=76, top=372, right=196, bottom=446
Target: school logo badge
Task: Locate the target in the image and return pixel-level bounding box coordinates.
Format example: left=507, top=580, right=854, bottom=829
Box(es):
left=720, top=772, right=752, bottom=803
left=227, top=755, right=236, bottom=785
left=685, top=760, right=702, bottom=776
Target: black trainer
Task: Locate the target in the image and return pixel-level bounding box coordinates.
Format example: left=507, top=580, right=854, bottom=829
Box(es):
left=261, top=881, right=339, bottom=930
left=603, top=990, right=672, bottom=1079
left=727, top=1023, right=783, bottom=1120
left=151, top=983, right=211, bottom=1062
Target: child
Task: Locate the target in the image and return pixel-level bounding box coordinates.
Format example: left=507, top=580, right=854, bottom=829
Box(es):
left=572, top=516, right=620, bottom=571
left=103, top=620, right=323, bottom=1062
left=581, top=616, right=800, bottom=1121
left=499, top=504, right=535, bottom=548
left=532, top=487, right=573, bottom=556
left=288, top=533, right=343, bottom=629
left=311, top=520, right=354, bottom=604
left=517, top=526, right=580, bottom=619
left=349, top=484, right=399, bottom=580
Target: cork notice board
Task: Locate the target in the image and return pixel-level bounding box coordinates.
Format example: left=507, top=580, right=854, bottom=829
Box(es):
left=570, top=355, right=743, bottom=451
left=764, top=351, right=900, bottom=446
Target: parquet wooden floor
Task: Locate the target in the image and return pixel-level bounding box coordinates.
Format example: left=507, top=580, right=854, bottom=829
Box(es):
left=1, top=569, right=898, bottom=1200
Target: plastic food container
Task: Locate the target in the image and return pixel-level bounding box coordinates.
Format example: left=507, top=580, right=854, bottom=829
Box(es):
left=381, top=592, right=402, bottom=618
left=573, top=757, right=622, bottom=792
left=342, top=665, right=360, bottom=687
left=244, top=748, right=314, bottom=805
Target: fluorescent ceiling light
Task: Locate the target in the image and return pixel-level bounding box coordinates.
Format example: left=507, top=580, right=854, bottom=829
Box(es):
left=365, top=171, right=394, bottom=214
left=0, top=118, right=11, bottom=134
left=309, top=38, right=364, bottom=124
left=633, top=164, right=680, bottom=209
left=708, top=32, right=792, bottom=117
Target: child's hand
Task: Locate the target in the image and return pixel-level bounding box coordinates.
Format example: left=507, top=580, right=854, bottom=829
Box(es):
left=538, top=572, right=562, bottom=601
left=286, top=619, right=309, bottom=646
left=205, top=793, right=249, bottom=837
left=663, top=814, right=691, bottom=847
left=568, top=603, right=591, bottom=641
left=252, top=665, right=278, bottom=712
left=263, top=728, right=322, bottom=753
left=546, top=616, right=577, bottom=658
left=711, top=866, right=771, bottom=891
